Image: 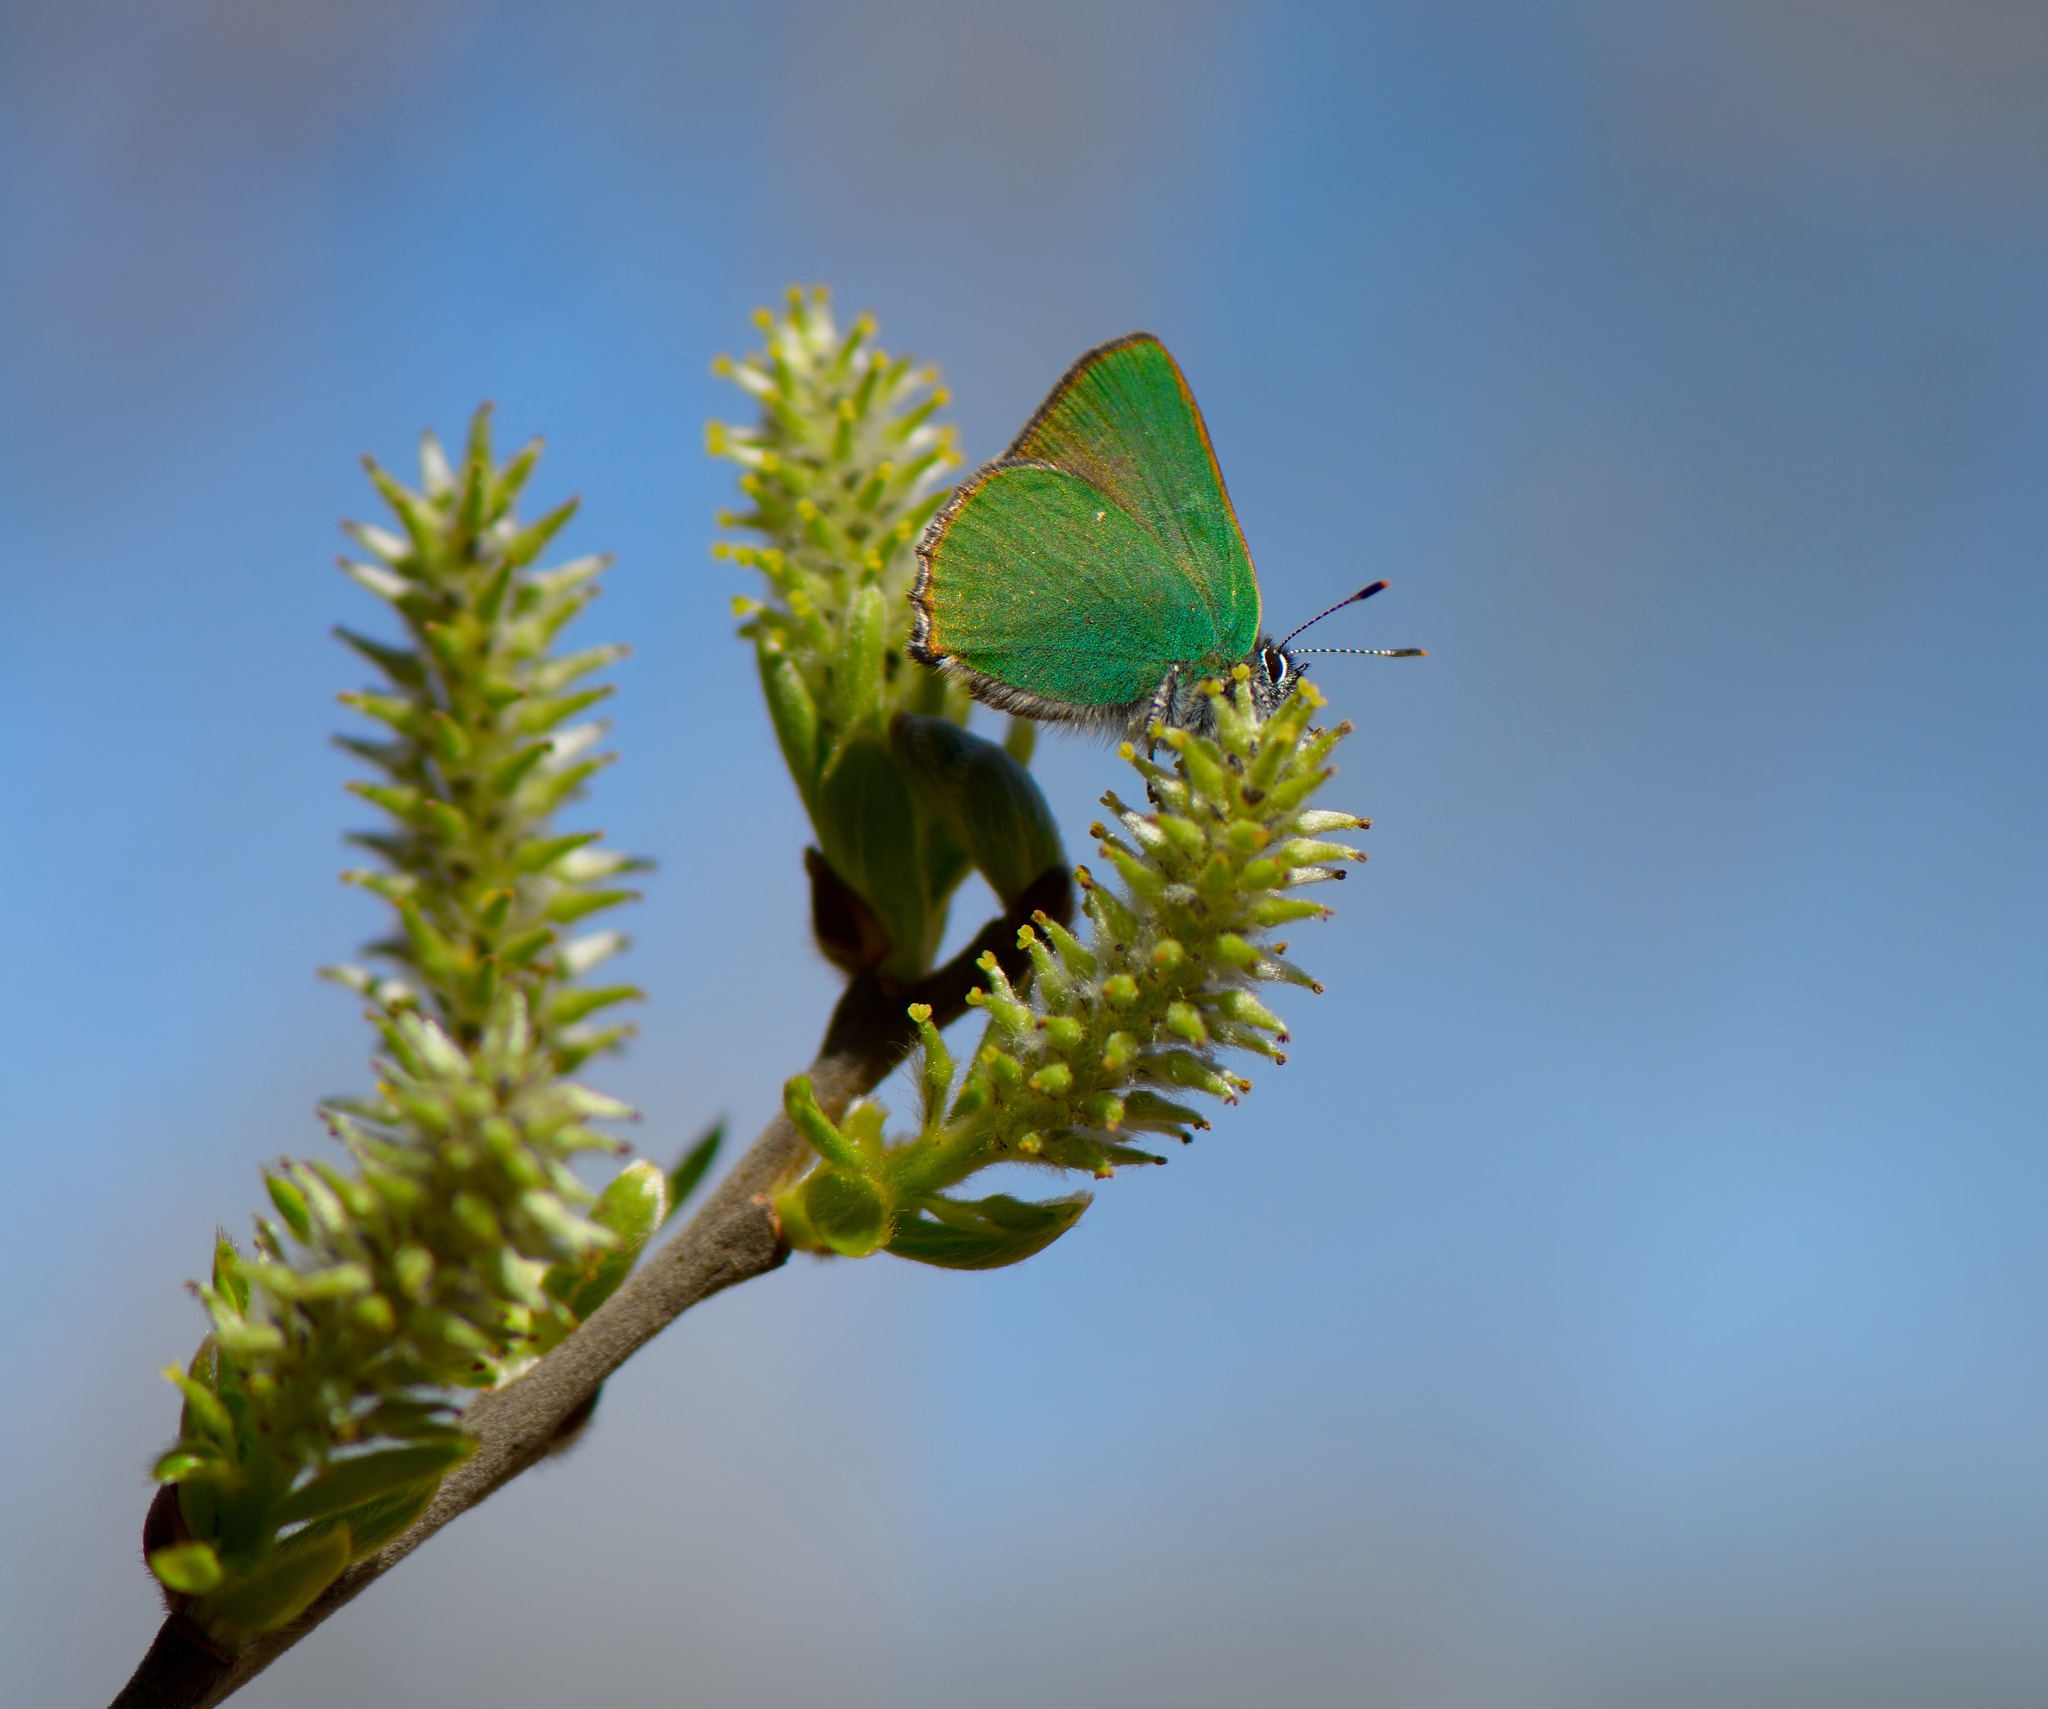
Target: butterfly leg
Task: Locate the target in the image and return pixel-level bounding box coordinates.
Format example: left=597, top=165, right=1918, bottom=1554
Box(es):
left=1135, top=666, right=1180, bottom=754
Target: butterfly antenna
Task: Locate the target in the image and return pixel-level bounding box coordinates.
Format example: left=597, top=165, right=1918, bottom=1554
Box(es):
left=1276, top=580, right=1391, bottom=651
left=1291, top=646, right=1427, bottom=657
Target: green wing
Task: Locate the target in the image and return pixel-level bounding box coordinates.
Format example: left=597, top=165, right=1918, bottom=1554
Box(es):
left=1008, top=335, right=1261, bottom=654
left=914, top=463, right=1191, bottom=711
left=912, top=335, right=1261, bottom=719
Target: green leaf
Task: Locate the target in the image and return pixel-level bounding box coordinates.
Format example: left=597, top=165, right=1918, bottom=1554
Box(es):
left=541, top=1161, right=667, bottom=1321
left=758, top=649, right=821, bottom=803
left=662, top=1121, right=724, bottom=1223
left=890, top=713, right=1065, bottom=905
left=274, top=1439, right=478, bottom=1526
left=324, top=1477, right=440, bottom=1559
left=194, top=1521, right=354, bottom=1644
left=886, top=1193, right=1090, bottom=1271
left=836, top=582, right=887, bottom=730
left=815, top=732, right=929, bottom=978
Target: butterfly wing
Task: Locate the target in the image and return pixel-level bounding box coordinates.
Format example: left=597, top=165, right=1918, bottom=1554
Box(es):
left=1007, top=335, right=1262, bottom=656
left=912, top=334, right=1261, bottom=722
left=913, top=462, right=1188, bottom=720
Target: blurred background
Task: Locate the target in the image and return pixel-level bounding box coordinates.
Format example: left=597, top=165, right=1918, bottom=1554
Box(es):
left=4, top=2, right=2046, bottom=1704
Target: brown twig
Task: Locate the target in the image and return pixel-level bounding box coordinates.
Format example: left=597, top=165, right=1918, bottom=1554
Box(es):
left=109, top=869, right=1070, bottom=1709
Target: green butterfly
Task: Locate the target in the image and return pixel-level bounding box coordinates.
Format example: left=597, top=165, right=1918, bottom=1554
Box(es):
left=911, top=333, right=1416, bottom=738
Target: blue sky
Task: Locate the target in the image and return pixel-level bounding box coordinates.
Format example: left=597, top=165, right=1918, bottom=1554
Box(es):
left=5, top=3, right=2047, bottom=1704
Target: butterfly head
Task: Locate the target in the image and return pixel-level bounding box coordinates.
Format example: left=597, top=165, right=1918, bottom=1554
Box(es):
left=1136, top=584, right=1422, bottom=739
left=1271, top=581, right=1425, bottom=683
left=1246, top=636, right=1302, bottom=716
left=1144, top=639, right=1299, bottom=737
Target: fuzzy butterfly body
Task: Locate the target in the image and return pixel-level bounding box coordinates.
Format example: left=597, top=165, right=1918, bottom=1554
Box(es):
left=910, top=334, right=1304, bottom=738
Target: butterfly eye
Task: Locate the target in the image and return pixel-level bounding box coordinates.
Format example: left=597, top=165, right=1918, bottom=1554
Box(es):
left=1263, top=645, right=1288, bottom=685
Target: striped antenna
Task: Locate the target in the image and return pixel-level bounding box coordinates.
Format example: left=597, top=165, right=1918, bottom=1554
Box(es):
left=1277, top=579, right=1426, bottom=658
left=1276, top=579, right=1388, bottom=650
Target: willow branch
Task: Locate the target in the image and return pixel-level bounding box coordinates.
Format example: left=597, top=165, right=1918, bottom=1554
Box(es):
left=108, top=874, right=1066, bottom=1709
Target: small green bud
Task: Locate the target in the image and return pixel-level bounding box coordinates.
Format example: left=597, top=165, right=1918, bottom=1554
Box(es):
left=297, top=1262, right=372, bottom=1301
left=148, top=1543, right=224, bottom=1596
left=1038, top=913, right=1096, bottom=978
left=1167, top=731, right=1228, bottom=799
left=784, top=1075, right=864, bottom=1172
left=798, top=1167, right=893, bottom=1258
left=416, top=1308, right=491, bottom=1355
left=452, top=1193, right=500, bottom=1246
left=392, top=1244, right=435, bottom=1299
left=1122, top=1090, right=1208, bottom=1134
left=1028, top=1062, right=1074, bottom=1096
left=1276, top=838, right=1359, bottom=867
left=1156, top=814, right=1205, bottom=857
left=1103, top=845, right=1165, bottom=900
left=1245, top=896, right=1330, bottom=928
left=152, top=1449, right=215, bottom=1483
left=1148, top=1050, right=1238, bottom=1101
left=499, top=926, right=556, bottom=968
left=213, top=1321, right=286, bottom=1358
left=163, top=1366, right=234, bottom=1442
left=1081, top=1092, right=1125, bottom=1129
left=842, top=1100, right=887, bottom=1163
left=1196, top=852, right=1238, bottom=897
left=1214, top=989, right=1286, bottom=1034
left=1293, top=809, right=1366, bottom=834
left=1256, top=769, right=1328, bottom=815
left=265, top=1176, right=313, bottom=1242
left=1042, top=1016, right=1086, bottom=1052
